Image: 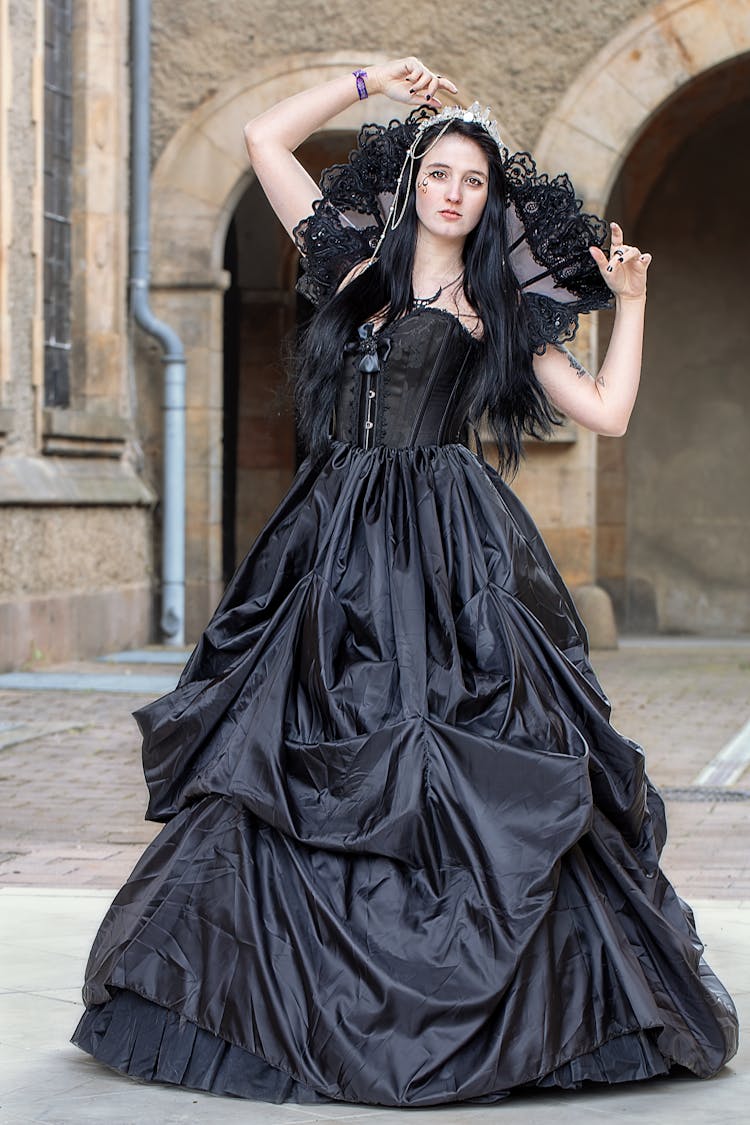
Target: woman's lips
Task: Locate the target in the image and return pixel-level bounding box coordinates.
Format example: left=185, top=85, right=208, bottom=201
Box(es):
left=439, top=210, right=461, bottom=220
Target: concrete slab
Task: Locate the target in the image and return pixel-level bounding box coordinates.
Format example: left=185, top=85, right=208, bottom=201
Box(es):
left=0, top=722, right=86, bottom=751
left=0, top=888, right=746, bottom=1124
left=0, top=673, right=179, bottom=694
left=618, top=637, right=750, bottom=648
left=695, top=717, right=750, bottom=787
left=97, top=649, right=191, bottom=665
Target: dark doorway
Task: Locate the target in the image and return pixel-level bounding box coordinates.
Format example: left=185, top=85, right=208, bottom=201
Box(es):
left=221, top=131, right=357, bottom=583
left=598, top=58, right=750, bottom=634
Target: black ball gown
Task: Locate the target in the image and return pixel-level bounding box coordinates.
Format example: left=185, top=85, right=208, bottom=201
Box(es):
left=72, top=113, right=738, bottom=1106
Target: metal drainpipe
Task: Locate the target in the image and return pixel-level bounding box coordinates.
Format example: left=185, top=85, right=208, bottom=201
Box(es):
left=130, top=0, right=186, bottom=645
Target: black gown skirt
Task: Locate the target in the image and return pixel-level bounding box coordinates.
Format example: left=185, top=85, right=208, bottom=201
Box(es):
left=71, top=314, right=738, bottom=1106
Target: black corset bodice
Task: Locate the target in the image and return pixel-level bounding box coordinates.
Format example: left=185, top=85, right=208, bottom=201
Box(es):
left=333, top=307, right=479, bottom=449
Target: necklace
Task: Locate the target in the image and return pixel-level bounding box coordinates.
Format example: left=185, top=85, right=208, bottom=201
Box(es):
left=412, top=270, right=464, bottom=309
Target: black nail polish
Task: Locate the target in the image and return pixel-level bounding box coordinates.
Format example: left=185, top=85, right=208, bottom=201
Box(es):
left=607, top=266, right=613, bottom=272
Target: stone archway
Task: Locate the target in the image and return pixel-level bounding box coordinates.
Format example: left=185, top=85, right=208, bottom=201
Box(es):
left=529, top=0, right=750, bottom=637
left=145, top=54, right=402, bottom=637
left=536, top=0, right=750, bottom=208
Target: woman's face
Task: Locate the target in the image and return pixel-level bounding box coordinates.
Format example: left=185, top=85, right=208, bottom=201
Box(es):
left=414, top=132, right=489, bottom=242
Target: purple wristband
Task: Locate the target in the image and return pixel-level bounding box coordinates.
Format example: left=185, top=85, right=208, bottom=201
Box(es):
left=352, top=69, right=368, bottom=100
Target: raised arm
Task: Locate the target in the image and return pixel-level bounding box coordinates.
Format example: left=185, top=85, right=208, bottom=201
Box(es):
left=242, top=59, right=458, bottom=242
left=532, top=222, right=652, bottom=437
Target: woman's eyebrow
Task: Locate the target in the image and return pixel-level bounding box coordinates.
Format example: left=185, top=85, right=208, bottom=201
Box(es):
left=425, top=161, right=487, bottom=177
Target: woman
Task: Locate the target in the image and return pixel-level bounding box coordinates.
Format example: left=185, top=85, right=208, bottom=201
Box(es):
left=72, top=57, right=738, bottom=1106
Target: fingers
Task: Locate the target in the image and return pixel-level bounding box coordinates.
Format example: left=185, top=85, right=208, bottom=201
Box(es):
left=589, top=241, right=652, bottom=290
left=607, top=222, right=651, bottom=265
left=402, top=59, right=457, bottom=106
left=421, top=75, right=443, bottom=107
left=402, top=57, right=424, bottom=80
left=438, top=75, right=459, bottom=95
left=409, top=70, right=435, bottom=101
left=608, top=223, right=644, bottom=269
left=611, top=248, right=652, bottom=274
left=589, top=246, right=608, bottom=269
left=612, top=246, right=641, bottom=269
left=404, top=64, right=424, bottom=86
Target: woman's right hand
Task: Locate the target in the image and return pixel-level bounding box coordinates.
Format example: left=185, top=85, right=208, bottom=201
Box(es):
left=243, top=60, right=458, bottom=246
left=368, top=58, right=458, bottom=108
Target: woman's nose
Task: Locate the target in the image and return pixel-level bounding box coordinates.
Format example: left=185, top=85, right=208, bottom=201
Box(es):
left=445, top=178, right=462, bottom=202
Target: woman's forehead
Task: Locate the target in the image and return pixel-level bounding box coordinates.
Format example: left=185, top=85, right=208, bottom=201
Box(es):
left=420, top=132, right=489, bottom=173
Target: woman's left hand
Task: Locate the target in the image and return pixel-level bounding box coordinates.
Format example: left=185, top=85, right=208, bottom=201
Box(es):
left=589, top=222, right=651, bottom=300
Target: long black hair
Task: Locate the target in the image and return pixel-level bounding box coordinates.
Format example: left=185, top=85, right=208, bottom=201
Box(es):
left=294, top=119, right=559, bottom=475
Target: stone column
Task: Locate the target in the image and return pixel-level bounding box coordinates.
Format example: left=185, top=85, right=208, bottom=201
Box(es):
left=68, top=0, right=129, bottom=414
left=510, top=317, right=618, bottom=649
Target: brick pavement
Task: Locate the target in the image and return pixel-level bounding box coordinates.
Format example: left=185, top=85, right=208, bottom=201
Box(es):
left=0, top=686, right=159, bottom=887
left=594, top=643, right=750, bottom=898
left=0, top=642, right=748, bottom=896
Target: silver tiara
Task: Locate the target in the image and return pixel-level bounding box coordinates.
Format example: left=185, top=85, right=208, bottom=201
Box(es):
left=414, top=101, right=504, bottom=149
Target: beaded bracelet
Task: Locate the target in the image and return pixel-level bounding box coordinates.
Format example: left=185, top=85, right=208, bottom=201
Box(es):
left=352, top=69, right=368, bottom=100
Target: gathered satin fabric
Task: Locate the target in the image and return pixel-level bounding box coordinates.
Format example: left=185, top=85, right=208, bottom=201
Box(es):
left=72, top=309, right=738, bottom=1106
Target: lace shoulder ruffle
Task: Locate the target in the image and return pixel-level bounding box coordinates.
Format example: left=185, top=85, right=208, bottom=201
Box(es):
left=292, top=109, right=433, bottom=307
left=292, top=201, right=375, bottom=307
left=293, top=108, right=613, bottom=347
left=503, top=152, right=613, bottom=351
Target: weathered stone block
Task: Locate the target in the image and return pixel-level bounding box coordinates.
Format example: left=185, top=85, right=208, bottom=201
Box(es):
left=596, top=525, right=627, bottom=582
left=541, top=526, right=594, bottom=587
left=571, top=583, right=619, bottom=650
left=0, top=586, right=153, bottom=672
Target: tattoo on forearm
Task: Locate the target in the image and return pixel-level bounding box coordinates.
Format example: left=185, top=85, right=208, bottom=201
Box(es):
left=554, top=344, right=603, bottom=386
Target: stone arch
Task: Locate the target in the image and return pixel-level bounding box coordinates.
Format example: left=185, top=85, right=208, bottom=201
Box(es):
left=526, top=0, right=750, bottom=639
left=149, top=52, right=417, bottom=288
left=535, top=0, right=750, bottom=210
left=144, top=54, right=399, bottom=636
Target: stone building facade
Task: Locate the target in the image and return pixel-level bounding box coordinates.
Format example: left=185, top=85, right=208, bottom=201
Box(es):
left=1, top=0, right=154, bottom=671
left=1, top=0, right=748, bottom=670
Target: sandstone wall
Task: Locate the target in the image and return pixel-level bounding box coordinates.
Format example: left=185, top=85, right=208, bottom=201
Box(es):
left=0, top=0, right=155, bottom=671
left=149, top=0, right=654, bottom=162
left=0, top=506, right=154, bottom=669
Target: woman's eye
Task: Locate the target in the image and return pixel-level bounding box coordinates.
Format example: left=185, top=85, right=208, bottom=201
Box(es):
left=426, top=170, right=484, bottom=186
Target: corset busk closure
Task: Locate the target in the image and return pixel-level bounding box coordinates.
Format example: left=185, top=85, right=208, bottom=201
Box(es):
left=335, top=308, right=478, bottom=450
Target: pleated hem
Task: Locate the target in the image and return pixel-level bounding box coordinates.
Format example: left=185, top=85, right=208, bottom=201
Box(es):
left=72, top=989, right=677, bottom=1107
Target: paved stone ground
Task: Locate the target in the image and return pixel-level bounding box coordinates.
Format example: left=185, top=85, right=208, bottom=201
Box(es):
left=595, top=642, right=750, bottom=898
left=0, top=642, right=749, bottom=897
